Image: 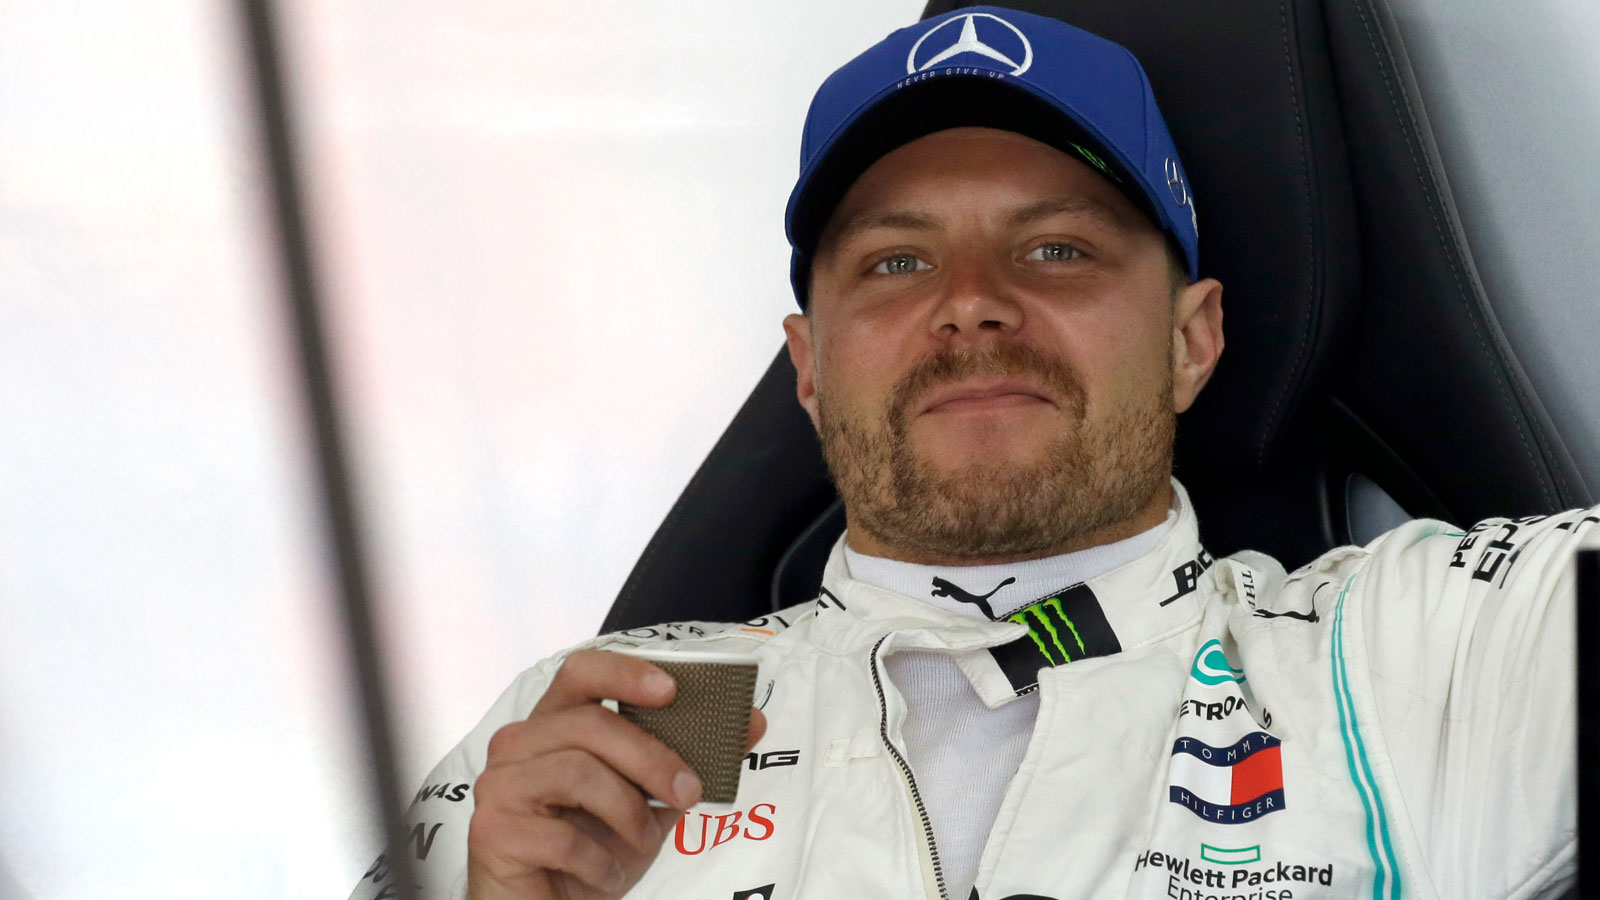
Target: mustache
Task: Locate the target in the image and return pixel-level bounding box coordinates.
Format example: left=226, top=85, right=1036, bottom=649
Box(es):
left=889, top=340, right=1086, bottom=420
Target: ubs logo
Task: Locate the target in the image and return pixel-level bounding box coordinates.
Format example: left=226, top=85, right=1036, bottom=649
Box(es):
left=674, top=803, right=778, bottom=854
left=907, top=12, right=1033, bottom=76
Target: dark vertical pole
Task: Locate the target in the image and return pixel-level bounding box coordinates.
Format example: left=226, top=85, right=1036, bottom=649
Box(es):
left=1580, top=549, right=1599, bottom=900
left=233, top=1, right=416, bottom=896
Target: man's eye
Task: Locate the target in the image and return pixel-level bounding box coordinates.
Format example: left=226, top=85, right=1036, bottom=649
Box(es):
left=872, top=253, right=931, bottom=275
left=1026, top=243, right=1083, bottom=262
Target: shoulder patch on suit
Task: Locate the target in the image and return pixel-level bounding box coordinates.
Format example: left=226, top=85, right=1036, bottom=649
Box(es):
left=595, top=612, right=802, bottom=649
left=1446, top=508, right=1600, bottom=589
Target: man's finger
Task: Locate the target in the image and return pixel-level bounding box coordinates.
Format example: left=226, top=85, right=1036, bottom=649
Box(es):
left=533, top=649, right=675, bottom=714
left=493, top=814, right=626, bottom=894
left=499, top=749, right=665, bottom=853
left=648, top=805, right=685, bottom=847
left=485, top=705, right=703, bottom=809
left=746, top=707, right=767, bottom=752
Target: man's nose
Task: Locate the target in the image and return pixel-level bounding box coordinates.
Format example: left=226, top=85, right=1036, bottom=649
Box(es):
left=930, top=254, right=1023, bottom=345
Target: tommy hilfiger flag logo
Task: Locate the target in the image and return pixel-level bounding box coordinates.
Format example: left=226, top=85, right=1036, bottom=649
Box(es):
left=1168, top=731, right=1285, bottom=824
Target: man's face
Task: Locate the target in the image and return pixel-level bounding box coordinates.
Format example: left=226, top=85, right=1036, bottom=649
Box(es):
left=784, top=127, right=1223, bottom=564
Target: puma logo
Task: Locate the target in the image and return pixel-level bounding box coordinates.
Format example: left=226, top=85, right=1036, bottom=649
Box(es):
left=1252, top=607, right=1319, bottom=623
left=930, top=575, right=1016, bottom=619
left=1252, top=581, right=1323, bottom=623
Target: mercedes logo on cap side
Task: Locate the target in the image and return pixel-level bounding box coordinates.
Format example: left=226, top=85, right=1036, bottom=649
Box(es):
left=907, top=12, right=1033, bottom=76
left=1164, top=157, right=1199, bottom=234
left=1164, top=157, right=1190, bottom=208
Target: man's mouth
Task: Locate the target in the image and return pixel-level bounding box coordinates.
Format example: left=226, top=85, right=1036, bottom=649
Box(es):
left=917, top=379, right=1055, bottom=415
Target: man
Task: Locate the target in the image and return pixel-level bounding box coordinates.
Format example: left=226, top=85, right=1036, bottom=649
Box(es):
left=351, top=7, right=1594, bottom=900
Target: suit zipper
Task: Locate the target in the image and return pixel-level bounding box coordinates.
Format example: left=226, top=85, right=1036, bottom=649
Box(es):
left=870, top=635, right=949, bottom=900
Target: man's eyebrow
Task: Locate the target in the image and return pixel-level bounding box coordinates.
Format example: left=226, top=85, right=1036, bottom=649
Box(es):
left=819, top=195, right=1133, bottom=258
left=1005, top=195, right=1131, bottom=230
left=819, top=209, right=941, bottom=257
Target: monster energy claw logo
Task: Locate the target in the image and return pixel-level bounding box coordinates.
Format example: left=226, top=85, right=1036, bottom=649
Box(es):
left=1069, top=141, right=1121, bottom=183
left=1009, top=597, right=1087, bottom=664
left=989, top=583, right=1120, bottom=693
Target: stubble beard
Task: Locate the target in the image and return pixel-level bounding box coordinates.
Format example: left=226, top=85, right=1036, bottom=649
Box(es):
left=816, top=340, right=1175, bottom=562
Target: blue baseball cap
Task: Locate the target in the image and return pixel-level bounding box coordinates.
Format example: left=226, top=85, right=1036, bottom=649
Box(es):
left=785, top=5, right=1199, bottom=308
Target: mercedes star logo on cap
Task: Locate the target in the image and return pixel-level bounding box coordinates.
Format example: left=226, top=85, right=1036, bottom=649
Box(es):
left=906, top=12, right=1033, bottom=76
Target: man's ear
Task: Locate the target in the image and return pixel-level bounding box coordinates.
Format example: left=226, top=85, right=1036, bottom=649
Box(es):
left=1171, top=278, right=1224, bottom=414
left=782, top=313, right=821, bottom=430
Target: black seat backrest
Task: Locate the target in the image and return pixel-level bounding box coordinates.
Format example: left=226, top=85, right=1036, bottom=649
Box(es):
left=601, top=0, right=1592, bottom=634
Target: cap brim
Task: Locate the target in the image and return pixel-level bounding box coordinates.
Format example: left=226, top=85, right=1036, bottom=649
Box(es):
left=788, top=75, right=1159, bottom=273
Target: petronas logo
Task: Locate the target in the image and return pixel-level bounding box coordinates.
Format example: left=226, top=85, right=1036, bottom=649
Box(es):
left=1008, top=596, right=1088, bottom=665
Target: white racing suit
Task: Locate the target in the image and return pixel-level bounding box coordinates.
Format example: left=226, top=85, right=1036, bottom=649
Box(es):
left=350, top=481, right=1597, bottom=900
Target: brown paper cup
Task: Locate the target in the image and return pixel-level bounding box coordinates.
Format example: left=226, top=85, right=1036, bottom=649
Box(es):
left=614, top=648, right=759, bottom=805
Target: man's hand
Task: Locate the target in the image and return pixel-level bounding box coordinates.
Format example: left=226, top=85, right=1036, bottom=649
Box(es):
left=467, top=649, right=767, bottom=900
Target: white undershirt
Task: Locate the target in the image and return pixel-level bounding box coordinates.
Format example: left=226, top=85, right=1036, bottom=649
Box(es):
left=843, top=514, right=1173, bottom=900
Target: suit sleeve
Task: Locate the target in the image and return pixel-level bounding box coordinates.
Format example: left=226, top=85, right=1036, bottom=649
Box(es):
left=345, top=654, right=568, bottom=900
left=342, top=621, right=732, bottom=899
left=1346, top=505, right=1598, bottom=899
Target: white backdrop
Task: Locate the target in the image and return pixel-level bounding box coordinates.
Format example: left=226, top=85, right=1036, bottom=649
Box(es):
left=0, top=1, right=1594, bottom=897
left=0, top=1, right=921, bottom=896
left=288, top=0, right=925, bottom=886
